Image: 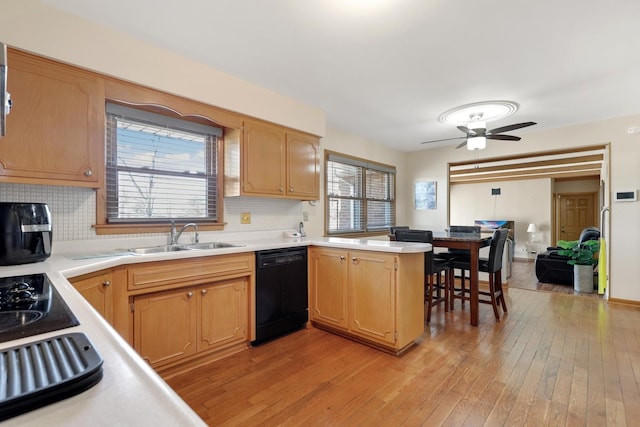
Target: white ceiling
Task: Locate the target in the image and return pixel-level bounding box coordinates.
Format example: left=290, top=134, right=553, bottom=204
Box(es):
left=41, top=0, right=640, bottom=152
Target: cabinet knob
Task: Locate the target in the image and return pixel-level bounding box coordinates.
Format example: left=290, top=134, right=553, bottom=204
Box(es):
left=102, top=280, right=111, bottom=287
left=279, top=186, right=284, bottom=192
left=339, top=256, right=345, bottom=261
left=187, top=291, right=193, bottom=298
left=352, top=257, right=358, bottom=263
left=201, top=289, right=207, bottom=296
left=84, top=169, right=93, bottom=177
left=289, top=187, right=294, bottom=192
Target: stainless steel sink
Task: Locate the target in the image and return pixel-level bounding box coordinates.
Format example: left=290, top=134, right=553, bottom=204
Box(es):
left=126, top=245, right=193, bottom=254
left=183, top=242, right=242, bottom=250
left=125, top=242, right=241, bottom=254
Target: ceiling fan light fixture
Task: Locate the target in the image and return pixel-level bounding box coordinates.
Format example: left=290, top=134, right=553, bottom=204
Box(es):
left=439, top=100, right=519, bottom=126
left=468, top=120, right=486, bottom=131
left=467, top=136, right=486, bottom=150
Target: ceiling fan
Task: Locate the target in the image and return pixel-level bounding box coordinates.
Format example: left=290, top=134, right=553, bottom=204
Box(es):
left=422, top=113, right=537, bottom=150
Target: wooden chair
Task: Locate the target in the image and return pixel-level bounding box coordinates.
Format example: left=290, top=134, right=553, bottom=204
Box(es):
left=449, top=228, right=509, bottom=321
left=394, top=229, right=452, bottom=323
left=388, top=226, right=410, bottom=241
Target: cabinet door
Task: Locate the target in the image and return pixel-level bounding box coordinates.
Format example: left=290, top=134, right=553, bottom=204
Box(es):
left=242, top=120, right=286, bottom=195
left=198, top=278, right=248, bottom=352
left=309, top=247, right=349, bottom=330
left=70, top=271, right=113, bottom=323
left=1, top=50, right=103, bottom=186
left=134, top=289, right=197, bottom=367
left=286, top=132, right=319, bottom=199
left=349, top=251, right=396, bottom=345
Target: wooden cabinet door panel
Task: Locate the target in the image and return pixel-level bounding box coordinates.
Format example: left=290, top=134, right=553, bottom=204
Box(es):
left=198, top=278, right=248, bottom=352
left=134, top=289, right=197, bottom=367
left=242, top=120, right=286, bottom=195
left=349, top=251, right=396, bottom=345
left=1, top=50, right=102, bottom=185
left=309, top=247, right=349, bottom=330
left=71, top=271, right=113, bottom=323
left=286, top=132, right=319, bottom=199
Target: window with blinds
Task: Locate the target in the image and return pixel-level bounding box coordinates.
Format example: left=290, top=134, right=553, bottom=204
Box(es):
left=325, top=151, right=396, bottom=235
left=105, top=103, right=222, bottom=223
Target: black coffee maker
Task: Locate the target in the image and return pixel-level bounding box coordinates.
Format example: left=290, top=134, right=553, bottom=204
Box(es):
left=0, top=202, right=52, bottom=265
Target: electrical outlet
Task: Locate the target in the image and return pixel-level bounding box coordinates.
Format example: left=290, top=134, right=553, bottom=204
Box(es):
left=302, top=211, right=309, bottom=221
left=241, top=212, right=251, bottom=224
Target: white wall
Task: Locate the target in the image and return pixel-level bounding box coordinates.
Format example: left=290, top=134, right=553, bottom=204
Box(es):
left=449, top=179, right=552, bottom=258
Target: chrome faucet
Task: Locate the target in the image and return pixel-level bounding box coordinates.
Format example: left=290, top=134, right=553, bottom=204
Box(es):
left=170, top=221, right=199, bottom=245
left=298, top=221, right=306, bottom=237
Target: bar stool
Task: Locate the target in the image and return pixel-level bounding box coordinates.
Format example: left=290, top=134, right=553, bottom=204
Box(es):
left=394, top=229, right=452, bottom=323
left=449, top=228, right=509, bottom=321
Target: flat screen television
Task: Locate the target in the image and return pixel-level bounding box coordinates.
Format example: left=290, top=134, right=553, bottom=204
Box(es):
left=474, top=220, right=515, bottom=241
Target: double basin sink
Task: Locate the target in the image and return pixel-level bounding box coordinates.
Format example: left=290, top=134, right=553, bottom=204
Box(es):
left=126, top=242, right=241, bottom=255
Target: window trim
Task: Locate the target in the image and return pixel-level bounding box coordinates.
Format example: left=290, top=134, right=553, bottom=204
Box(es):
left=324, top=150, right=396, bottom=237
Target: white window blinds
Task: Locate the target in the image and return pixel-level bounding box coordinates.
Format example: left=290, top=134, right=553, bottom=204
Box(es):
left=105, top=103, right=221, bottom=222
left=326, top=152, right=396, bottom=235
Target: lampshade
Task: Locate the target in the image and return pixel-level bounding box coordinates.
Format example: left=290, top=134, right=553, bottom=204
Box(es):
left=467, top=136, right=486, bottom=150
left=527, top=223, right=537, bottom=233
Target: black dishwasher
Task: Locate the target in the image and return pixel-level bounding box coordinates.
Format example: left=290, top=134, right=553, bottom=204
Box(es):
left=253, top=247, right=308, bottom=345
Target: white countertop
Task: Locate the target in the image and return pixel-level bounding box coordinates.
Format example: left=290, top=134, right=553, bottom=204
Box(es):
left=23, top=235, right=431, bottom=279
left=0, top=233, right=430, bottom=425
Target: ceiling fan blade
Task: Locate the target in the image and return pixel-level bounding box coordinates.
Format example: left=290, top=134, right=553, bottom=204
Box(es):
left=457, top=125, right=474, bottom=135
left=487, top=134, right=521, bottom=141
left=421, top=136, right=467, bottom=144
left=455, top=140, right=468, bottom=149
left=487, top=121, right=537, bottom=135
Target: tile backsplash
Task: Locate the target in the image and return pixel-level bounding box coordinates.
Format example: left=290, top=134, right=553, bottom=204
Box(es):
left=0, top=184, right=305, bottom=241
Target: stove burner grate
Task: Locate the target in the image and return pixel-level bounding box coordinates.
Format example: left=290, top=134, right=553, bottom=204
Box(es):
left=0, top=274, right=79, bottom=343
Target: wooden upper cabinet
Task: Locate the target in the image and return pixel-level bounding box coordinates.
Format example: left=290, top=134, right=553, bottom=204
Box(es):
left=242, top=119, right=287, bottom=196
left=286, top=131, right=320, bottom=199
left=0, top=49, right=103, bottom=187
left=226, top=118, right=320, bottom=200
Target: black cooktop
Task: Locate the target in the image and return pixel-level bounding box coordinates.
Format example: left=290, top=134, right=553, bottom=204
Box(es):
left=0, top=273, right=79, bottom=343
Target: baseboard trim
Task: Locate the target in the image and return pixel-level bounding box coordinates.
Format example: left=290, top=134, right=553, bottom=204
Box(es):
left=607, top=297, right=640, bottom=307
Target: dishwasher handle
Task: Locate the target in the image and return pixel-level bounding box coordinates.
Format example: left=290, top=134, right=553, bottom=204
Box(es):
left=256, top=248, right=307, bottom=268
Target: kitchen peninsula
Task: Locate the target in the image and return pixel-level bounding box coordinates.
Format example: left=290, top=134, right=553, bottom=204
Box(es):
left=0, top=234, right=430, bottom=425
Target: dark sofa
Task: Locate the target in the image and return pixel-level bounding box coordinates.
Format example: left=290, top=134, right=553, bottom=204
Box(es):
left=535, top=227, right=600, bottom=285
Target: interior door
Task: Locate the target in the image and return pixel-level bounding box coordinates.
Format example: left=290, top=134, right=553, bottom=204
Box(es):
left=554, top=192, right=597, bottom=243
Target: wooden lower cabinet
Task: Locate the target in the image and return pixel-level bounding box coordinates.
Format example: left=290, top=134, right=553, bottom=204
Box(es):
left=130, top=257, right=252, bottom=372
left=349, top=251, right=396, bottom=346
left=308, top=247, right=349, bottom=331
left=134, top=287, right=198, bottom=367
left=197, top=278, right=248, bottom=353
left=309, top=247, right=425, bottom=354
left=69, top=270, right=114, bottom=323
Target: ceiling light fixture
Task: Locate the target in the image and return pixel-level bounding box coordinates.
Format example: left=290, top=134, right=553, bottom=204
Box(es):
left=439, top=100, right=519, bottom=126
left=467, top=136, right=486, bottom=150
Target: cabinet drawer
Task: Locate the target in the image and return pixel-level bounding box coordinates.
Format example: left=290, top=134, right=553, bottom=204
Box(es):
left=128, top=253, right=255, bottom=292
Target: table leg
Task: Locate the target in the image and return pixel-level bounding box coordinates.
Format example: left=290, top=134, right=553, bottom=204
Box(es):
left=469, top=242, right=479, bottom=326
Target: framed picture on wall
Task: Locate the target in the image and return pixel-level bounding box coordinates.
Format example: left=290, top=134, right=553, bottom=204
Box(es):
left=415, top=181, right=437, bottom=210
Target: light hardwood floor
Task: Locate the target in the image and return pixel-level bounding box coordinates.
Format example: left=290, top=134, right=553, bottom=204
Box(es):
left=167, top=261, right=639, bottom=426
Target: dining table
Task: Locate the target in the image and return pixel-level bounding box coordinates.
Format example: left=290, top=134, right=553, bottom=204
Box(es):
left=432, top=231, right=493, bottom=326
